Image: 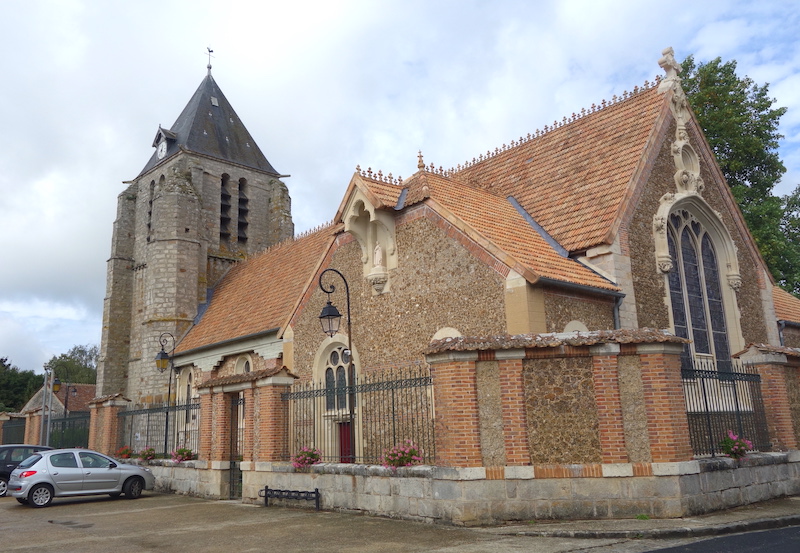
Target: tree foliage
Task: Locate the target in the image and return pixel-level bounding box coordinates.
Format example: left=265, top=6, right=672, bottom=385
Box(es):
left=45, top=344, right=98, bottom=385
left=0, top=357, right=44, bottom=412
left=681, top=56, right=799, bottom=295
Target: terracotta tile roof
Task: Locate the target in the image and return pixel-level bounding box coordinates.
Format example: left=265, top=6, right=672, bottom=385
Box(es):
left=735, top=343, right=800, bottom=359
left=357, top=170, right=617, bottom=291
left=425, top=328, right=686, bottom=354
left=427, top=173, right=617, bottom=290
left=196, top=366, right=293, bottom=389
left=453, top=83, right=667, bottom=252
left=355, top=171, right=405, bottom=208
left=773, top=287, right=800, bottom=324
left=176, top=226, right=337, bottom=354
left=54, top=383, right=96, bottom=412
left=88, top=393, right=130, bottom=405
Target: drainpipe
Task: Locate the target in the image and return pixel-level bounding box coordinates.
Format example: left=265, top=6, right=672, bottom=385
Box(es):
left=613, top=296, right=623, bottom=330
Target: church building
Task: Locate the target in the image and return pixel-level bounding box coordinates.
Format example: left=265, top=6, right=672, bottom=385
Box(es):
left=89, top=48, right=800, bottom=525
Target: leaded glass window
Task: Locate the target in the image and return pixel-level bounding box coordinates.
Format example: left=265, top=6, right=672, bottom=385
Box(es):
left=323, top=346, right=355, bottom=411
left=667, top=211, right=732, bottom=371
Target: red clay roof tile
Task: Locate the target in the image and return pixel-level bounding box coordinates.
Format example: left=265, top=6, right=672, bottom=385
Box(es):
left=453, top=84, right=667, bottom=252
left=176, top=227, right=337, bottom=354
left=774, top=287, right=800, bottom=324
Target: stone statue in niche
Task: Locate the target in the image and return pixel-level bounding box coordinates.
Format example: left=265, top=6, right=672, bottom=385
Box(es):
left=368, top=242, right=388, bottom=293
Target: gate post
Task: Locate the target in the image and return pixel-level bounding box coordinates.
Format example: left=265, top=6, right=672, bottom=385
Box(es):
left=426, top=350, right=482, bottom=468
left=25, top=410, right=42, bottom=445
left=739, top=346, right=798, bottom=451
left=88, top=395, right=130, bottom=455
left=254, top=371, right=296, bottom=462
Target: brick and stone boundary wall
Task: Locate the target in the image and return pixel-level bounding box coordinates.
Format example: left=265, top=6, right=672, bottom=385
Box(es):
left=228, top=452, right=800, bottom=525
left=123, top=452, right=800, bottom=525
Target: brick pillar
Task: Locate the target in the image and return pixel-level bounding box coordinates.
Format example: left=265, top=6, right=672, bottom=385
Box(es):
left=88, top=397, right=129, bottom=455
left=497, top=351, right=529, bottom=465
left=198, top=391, right=213, bottom=461
left=210, top=392, right=231, bottom=461
left=589, top=343, right=628, bottom=463
left=255, top=375, right=294, bottom=462
left=241, top=388, right=255, bottom=462
left=25, top=412, right=42, bottom=445
left=637, top=343, right=693, bottom=462
left=426, top=351, right=482, bottom=467
left=741, top=349, right=797, bottom=451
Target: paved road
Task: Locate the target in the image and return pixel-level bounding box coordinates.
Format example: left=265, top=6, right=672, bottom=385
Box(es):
left=647, top=526, right=800, bottom=552
left=0, top=493, right=712, bottom=553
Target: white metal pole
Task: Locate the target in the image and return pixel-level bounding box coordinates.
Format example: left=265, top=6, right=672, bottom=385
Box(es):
left=45, top=372, right=55, bottom=446
left=39, top=368, right=50, bottom=446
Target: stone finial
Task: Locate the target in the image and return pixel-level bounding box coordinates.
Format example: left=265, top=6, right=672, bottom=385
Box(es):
left=418, top=151, right=425, bottom=170
left=658, top=47, right=682, bottom=92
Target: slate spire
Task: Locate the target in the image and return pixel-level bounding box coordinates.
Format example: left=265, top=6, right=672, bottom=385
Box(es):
left=139, top=72, right=279, bottom=176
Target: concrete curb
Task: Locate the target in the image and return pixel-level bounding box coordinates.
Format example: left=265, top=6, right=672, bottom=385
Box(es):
left=497, top=515, right=800, bottom=540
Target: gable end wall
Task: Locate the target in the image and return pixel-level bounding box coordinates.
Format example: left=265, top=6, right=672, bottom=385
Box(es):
left=628, top=119, right=769, bottom=345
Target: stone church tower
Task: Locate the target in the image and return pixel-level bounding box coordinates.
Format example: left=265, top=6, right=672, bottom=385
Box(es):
left=97, top=68, right=294, bottom=403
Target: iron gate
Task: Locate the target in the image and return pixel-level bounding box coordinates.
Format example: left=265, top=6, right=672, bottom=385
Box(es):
left=2, top=418, right=26, bottom=444
left=229, top=395, right=245, bottom=499
left=681, top=358, right=771, bottom=456
left=48, top=413, right=91, bottom=448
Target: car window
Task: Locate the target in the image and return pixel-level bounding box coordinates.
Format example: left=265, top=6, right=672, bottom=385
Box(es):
left=10, top=448, right=31, bottom=462
left=79, top=452, right=113, bottom=469
left=49, top=452, right=79, bottom=468
left=0, top=449, right=8, bottom=462
left=18, top=454, right=42, bottom=469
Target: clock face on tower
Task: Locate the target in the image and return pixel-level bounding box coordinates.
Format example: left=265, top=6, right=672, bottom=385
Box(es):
left=157, top=140, right=168, bottom=159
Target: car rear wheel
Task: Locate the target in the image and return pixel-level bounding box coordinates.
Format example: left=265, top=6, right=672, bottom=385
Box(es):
left=29, top=484, right=53, bottom=508
left=123, top=476, right=144, bottom=499
left=0, top=477, right=8, bottom=497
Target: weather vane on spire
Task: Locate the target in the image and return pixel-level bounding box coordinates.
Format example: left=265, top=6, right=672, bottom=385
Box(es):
left=206, top=47, right=214, bottom=74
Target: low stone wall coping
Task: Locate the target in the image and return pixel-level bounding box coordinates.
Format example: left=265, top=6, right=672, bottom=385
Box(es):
left=601, top=463, right=635, bottom=477
left=651, top=461, right=701, bottom=476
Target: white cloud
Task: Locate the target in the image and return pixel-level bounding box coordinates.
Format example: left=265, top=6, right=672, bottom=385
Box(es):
left=1, top=0, right=799, bottom=371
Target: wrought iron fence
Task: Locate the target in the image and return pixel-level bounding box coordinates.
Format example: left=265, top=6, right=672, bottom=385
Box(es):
left=118, top=401, right=200, bottom=458
left=48, top=413, right=91, bottom=448
left=681, top=357, right=771, bottom=457
left=2, top=417, right=26, bottom=444
left=283, top=363, right=435, bottom=465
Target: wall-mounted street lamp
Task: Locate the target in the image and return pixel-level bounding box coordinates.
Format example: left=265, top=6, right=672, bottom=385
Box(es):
left=318, top=268, right=356, bottom=463
left=155, top=332, right=177, bottom=457
left=49, top=363, right=77, bottom=417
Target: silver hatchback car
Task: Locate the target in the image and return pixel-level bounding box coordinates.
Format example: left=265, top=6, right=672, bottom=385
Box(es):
left=9, top=448, right=155, bottom=507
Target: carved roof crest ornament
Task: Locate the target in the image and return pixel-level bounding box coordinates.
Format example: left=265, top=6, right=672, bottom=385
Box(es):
left=657, top=47, right=704, bottom=196
left=651, top=48, right=740, bottom=285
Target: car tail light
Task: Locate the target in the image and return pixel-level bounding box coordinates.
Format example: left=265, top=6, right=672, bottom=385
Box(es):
left=19, top=470, right=37, bottom=478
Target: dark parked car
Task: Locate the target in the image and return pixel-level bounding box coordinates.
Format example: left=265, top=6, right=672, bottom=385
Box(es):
left=9, top=448, right=155, bottom=507
left=0, top=444, right=52, bottom=497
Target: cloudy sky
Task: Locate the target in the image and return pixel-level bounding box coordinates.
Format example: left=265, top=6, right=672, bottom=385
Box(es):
left=1, top=0, right=798, bottom=373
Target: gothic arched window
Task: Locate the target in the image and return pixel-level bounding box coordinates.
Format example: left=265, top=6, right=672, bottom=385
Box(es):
left=667, top=211, right=732, bottom=371
left=323, top=346, right=354, bottom=411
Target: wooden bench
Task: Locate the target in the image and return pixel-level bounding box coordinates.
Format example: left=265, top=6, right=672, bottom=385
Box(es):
left=259, top=486, right=321, bottom=510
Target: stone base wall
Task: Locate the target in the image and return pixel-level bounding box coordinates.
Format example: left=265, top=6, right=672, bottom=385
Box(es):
left=131, top=459, right=227, bottom=498
left=679, top=452, right=800, bottom=515
left=134, top=452, right=800, bottom=526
